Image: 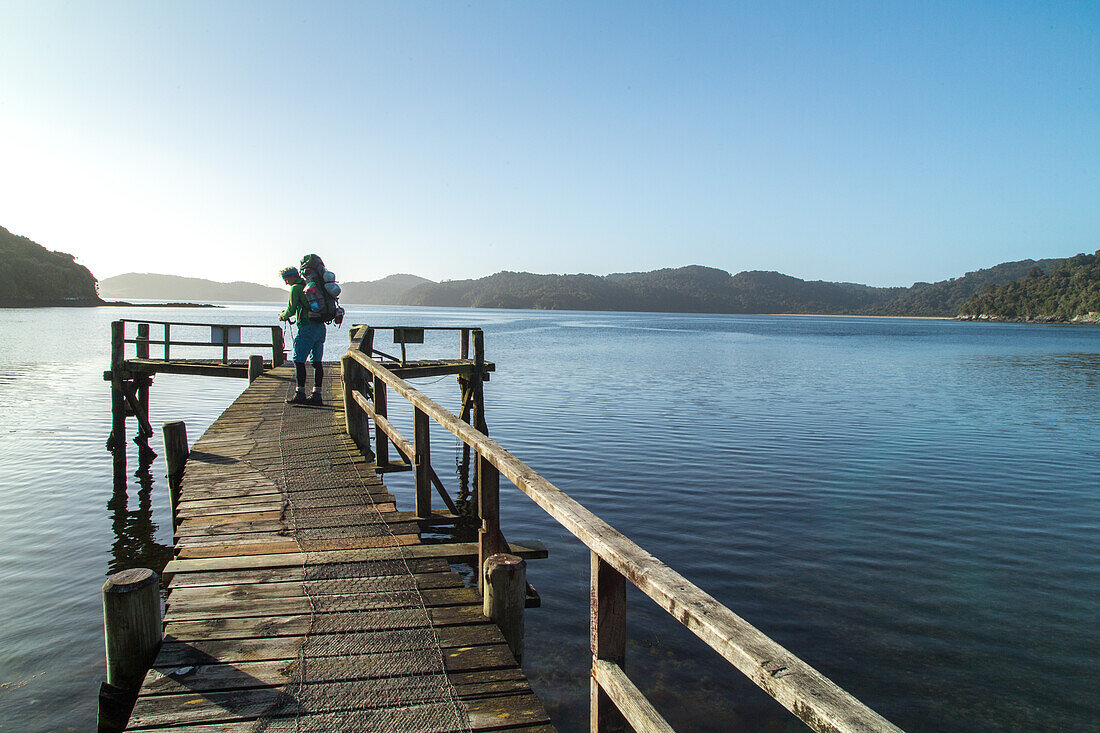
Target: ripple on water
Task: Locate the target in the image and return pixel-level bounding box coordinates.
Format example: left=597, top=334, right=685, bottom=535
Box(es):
left=2, top=307, right=1099, bottom=731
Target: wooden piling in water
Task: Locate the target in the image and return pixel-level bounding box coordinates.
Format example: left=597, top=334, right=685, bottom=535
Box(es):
left=109, top=321, right=127, bottom=477
left=163, top=421, right=188, bottom=526
left=102, top=568, right=162, bottom=691
left=484, top=553, right=526, bottom=664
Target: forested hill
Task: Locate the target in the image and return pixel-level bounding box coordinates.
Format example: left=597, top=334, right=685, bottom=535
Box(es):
left=0, top=226, right=101, bottom=306
left=98, top=259, right=1070, bottom=315
left=958, top=252, right=1100, bottom=323
left=397, top=259, right=1062, bottom=316
left=863, top=258, right=1063, bottom=316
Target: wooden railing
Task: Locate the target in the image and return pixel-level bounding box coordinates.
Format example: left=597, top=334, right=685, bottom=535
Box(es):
left=341, top=326, right=902, bottom=733
left=113, top=319, right=285, bottom=366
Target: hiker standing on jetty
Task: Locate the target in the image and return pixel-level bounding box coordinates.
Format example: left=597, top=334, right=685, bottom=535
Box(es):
left=279, top=265, right=326, bottom=405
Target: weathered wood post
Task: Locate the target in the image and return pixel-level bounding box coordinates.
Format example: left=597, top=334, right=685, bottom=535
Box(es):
left=373, top=375, right=389, bottom=466
left=477, top=454, right=505, bottom=591
left=342, top=354, right=372, bottom=449
left=163, top=324, right=170, bottom=360
left=362, top=326, right=375, bottom=357
left=414, top=407, right=431, bottom=519
left=471, top=329, right=488, bottom=434
left=484, top=553, right=526, bottom=662
left=456, top=376, right=473, bottom=505
left=248, top=354, right=264, bottom=383
left=220, top=326, right=229, bottom=364
left=134, top=324, right=151, bottom=443
left=135, top=323, right=149, bottom=359
left=460, top=328, right=470, bottom=359
left=591, top=553, right=628, bottom=733
left=163, top=421, right=188, bottom=526
left=341, top=354, right=356, bottom=440
left=102, top=568, right=162, bottom=691
left=484, top=553, right=526, bottom=664
left=341, top=327, right=373, bottom=452
left=109, top=321, right=127, bottom=477
left=271, top=326, right=284, bottom=367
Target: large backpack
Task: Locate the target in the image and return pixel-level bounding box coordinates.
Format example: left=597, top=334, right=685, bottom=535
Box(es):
left=298, top=254, right=344, bottom=325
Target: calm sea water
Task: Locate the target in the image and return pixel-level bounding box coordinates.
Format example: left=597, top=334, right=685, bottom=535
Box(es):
left=0, top=304, right=1097, bottom=732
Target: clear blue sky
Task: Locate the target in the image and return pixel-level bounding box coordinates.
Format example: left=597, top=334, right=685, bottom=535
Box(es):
left=1, top=1, right=1096, bottom=287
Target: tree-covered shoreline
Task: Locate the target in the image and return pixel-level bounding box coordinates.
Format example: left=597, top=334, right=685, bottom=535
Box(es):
left=0, top=226, right=102, bottom=306
left=958, top=252, right=1100, bottom=323
left=5, top=223, right=1095, bottom=322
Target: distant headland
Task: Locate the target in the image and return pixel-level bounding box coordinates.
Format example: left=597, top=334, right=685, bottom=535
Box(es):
left=102, top=256, right=1099, bottom=322
left=0, top=225, right=102, bottom=306
left=5, top=225, right=1097, bottom=321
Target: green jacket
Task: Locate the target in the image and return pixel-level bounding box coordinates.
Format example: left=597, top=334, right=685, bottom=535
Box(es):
left=280, top=281, right=308, bottom=324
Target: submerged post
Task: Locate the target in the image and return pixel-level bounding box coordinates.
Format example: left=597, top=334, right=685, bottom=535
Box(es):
left=163, top=421, right=188, bottom=526
left=102, top=568, right=162, bottom=691
left=248, top=354, right=264, bottom=383
left=484, top=553, right=526, bottom=664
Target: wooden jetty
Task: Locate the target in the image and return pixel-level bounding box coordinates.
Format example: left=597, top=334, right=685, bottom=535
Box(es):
left=105, top=320, right=903, bottom=733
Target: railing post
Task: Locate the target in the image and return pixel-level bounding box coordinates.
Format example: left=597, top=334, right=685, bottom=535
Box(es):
left=363, top=326, right=375, bottom=356
left=471, top=329, right=488, bottom=434
left=135, top=323, right=150, bottom=433
left=414, top=407, right=431, bottom=519
left=221, top=327, right=229, bottom=363
left=373, top=375, right=389, bottom=466
left=591, top=552, right=628, bottom=733
left=135, top=323, right=149, bottom=359
left=477, top=454, right=504, bottom=591
left=341, top=354, right=356, bottom=439
left=248, top=354, right=264, bottom=383
left=271, top=326, right=284, bottom=367
left=460, top=328, right=470, bottom=359
left=163, top=324, right=170, bottom=361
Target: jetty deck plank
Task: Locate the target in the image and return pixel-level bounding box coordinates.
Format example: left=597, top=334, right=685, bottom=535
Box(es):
left=126, top=364, right=553, bottom=732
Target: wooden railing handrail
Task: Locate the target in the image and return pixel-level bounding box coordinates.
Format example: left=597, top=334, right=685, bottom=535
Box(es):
left=345, top=347, right=901, bottom=733
left=350, top=324, right=484, bottom=332
left=122, top=339, right=274, bottom=348
left=113, top=320, right=285, bottom=368
left=118, top=319, right=281, bottom=329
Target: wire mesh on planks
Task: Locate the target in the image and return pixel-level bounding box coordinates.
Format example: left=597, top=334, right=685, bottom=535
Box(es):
left=249, top=374, right=470, bottom=732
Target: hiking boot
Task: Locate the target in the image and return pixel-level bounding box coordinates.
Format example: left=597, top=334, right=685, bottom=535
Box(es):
left=308, top=392, right=324, bottom=406
left=285, top=392, right=308, bottom=405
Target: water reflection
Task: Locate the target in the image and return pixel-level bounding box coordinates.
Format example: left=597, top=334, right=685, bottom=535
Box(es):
left=106, top=451, right=173, bottom=586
